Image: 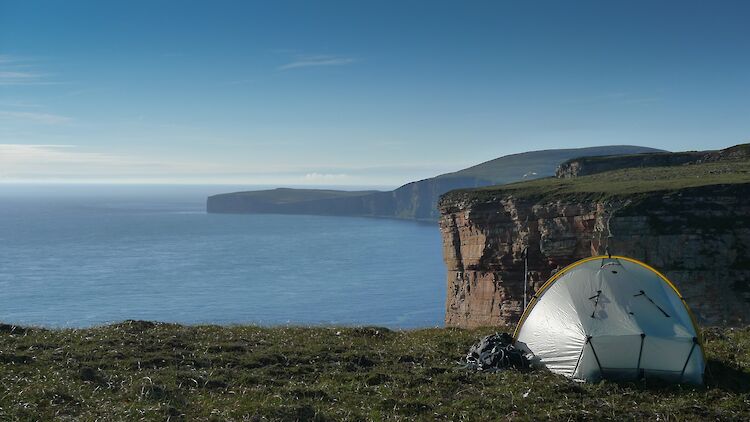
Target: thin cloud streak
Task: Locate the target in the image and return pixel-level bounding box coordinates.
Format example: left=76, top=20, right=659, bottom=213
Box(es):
left=0, top=144, right=226, bottom=181
left=0, top=71, right=47, bottom=86
left=0, top=144, right=426, bottom=185
left=0, top=71, right=37, bottom=79
left=0, top=110, right=72, bottom=124
left=561, top=92, right=662, bottom=106
left=0, top=54, right=61, bottom=85
left=303, top=172, right=350, bottom=181
left=0, top=101, right=43, bottom=108
left=278, top=55, right=357, bottom=70
left=0, top=54, right=23, bottom=64
left=0, top=144, right=75, bottom=148
left=0, top=81, right=65, bottom=86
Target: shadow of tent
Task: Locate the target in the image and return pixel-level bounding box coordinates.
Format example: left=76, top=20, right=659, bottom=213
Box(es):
left=583, top=360, right=750, bottom=392
left=704, top=359, right=750, bottom=393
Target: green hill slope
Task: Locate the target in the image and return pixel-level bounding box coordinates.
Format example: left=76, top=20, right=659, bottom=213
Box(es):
left=437, top=145, right=663, bottom=183
left=442, top=144, right=750, bottom=205
left=207, top=145, right=662, bottom=220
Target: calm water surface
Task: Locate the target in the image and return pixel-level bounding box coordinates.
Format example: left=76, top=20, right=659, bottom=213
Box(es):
left=0, top=185, right=446, bottom=328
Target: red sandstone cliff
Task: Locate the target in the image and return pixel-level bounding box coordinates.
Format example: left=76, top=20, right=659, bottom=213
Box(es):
left=439, top=181, right=750, bottom=328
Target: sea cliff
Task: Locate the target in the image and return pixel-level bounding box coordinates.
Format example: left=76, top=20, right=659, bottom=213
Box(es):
left=439, top=146, right=750, bottom=328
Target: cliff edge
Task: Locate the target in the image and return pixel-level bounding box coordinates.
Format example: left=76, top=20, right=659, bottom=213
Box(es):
left=439, top=144, right=750, bottom=328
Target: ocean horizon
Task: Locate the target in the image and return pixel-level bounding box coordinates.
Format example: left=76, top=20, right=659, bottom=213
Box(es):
left=0, top=184, right=446, bottom=329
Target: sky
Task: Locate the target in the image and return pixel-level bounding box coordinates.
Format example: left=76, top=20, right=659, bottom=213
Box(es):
left=1, top=0, right=749, bottom=186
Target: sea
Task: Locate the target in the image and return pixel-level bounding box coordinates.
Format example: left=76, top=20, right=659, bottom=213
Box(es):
left=0, top=184, right=446, bottom=329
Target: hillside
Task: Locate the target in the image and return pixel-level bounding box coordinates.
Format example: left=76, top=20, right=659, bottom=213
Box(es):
left=208, top=145, right=662, bottom=220
left=435, top=145, right=663, bottom=183
left=442, top=144, right=750, bottom=205
left=555, top=143, right=750, bottom=179
left=1, top=321, right=748, bottom=420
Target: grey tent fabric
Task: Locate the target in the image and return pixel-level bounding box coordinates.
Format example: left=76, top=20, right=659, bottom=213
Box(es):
left=514, top=256, right=705, bottom=384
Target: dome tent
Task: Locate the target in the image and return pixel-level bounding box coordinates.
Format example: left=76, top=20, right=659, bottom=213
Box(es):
left=513, top=255, right=705, bottom=384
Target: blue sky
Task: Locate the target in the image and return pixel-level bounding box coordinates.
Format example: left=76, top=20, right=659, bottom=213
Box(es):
left=1, top=0, right=748, bottom=186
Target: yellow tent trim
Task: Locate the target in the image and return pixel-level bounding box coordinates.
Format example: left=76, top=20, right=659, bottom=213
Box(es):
left=512, top=255, right=704, bottom=354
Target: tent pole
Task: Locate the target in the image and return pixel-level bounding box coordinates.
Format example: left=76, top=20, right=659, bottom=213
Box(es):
left=680, top=337, right=699, bottom=381
left=587, top=336, right=604, bottom=377
left=571, top=341, right=586, bottom=377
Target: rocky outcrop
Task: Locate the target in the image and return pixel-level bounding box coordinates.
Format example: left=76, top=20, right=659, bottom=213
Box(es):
left=439, top=184, right=750, bottom=328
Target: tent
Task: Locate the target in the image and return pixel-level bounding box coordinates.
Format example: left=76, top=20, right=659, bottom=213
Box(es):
left=513, top=255, right=704, bottom=384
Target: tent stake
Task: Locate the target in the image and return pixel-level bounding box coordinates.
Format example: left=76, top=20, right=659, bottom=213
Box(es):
left=524, top=247, right=529, bottom=310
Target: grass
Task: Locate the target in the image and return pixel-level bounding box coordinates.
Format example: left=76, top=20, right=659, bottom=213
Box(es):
left=442, top=159, right=750, bottom=206
left=440, top=145, right=662, bottom=183
left=1, top=322, right=749, bottom=421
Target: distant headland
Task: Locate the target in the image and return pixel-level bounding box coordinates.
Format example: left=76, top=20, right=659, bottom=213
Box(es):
left=207, top=145, right=662, bottom=220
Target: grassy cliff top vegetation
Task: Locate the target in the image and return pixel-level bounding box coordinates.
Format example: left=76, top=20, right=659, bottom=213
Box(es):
left=436, top=145, right=662, bottom=184
left=1, top=322, right=748, bottom=420
left=443, top=159, right=750, bottom=205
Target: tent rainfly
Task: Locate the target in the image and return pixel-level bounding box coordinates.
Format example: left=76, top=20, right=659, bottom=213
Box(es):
left=513, top=255, right=705, bottom=384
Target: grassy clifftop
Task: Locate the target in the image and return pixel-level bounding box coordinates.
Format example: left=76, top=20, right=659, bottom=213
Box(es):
left=209, top=188, right=379, bottom=205
left=1, top=322, right=749, bottom=420
left=442, top=157, right=750, bottom=207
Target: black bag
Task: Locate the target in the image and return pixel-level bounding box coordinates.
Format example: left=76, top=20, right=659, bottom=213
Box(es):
left=465, top=333, right=530, bottom=371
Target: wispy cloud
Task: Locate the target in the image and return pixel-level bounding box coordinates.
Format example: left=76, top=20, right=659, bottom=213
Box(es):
left=0, top=144, right=214, bottom=182
left=0, top=100, right=43, bottom=108
left=0, top=55, right=59, bottom=86
left=0, top=110, right=72, bottom=125
left=217, top=78, right=254, bottom=87
left=0, top=144, right=107, bottom=163
left=0, top=71, right=37, bottom=79
left=562, top=92, right=662, bottom=106
left=279, top=54, right=357, bottom=70
left=303, top=172, right=350, bottom=181
left=0, top=144, right=75, bottom=149
left=0, top=145, right=119, bottom=181
left=0, top=71, right=46, bottom=86
left=619, top=96, right=661, bottom=105
left=0, top=144, right=445, bottom=185
left=0, top=55, right=19, bottom=64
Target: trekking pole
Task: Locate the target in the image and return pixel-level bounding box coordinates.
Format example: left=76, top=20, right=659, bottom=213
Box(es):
left=522, top=246, right=529, bottom=310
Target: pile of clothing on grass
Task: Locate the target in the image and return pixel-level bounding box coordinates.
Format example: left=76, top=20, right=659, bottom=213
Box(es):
left=464, top=332, right=530, bottom=372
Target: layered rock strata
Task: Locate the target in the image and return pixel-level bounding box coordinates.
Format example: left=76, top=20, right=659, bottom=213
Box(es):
left=439, top=184, right=750, bottom=328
